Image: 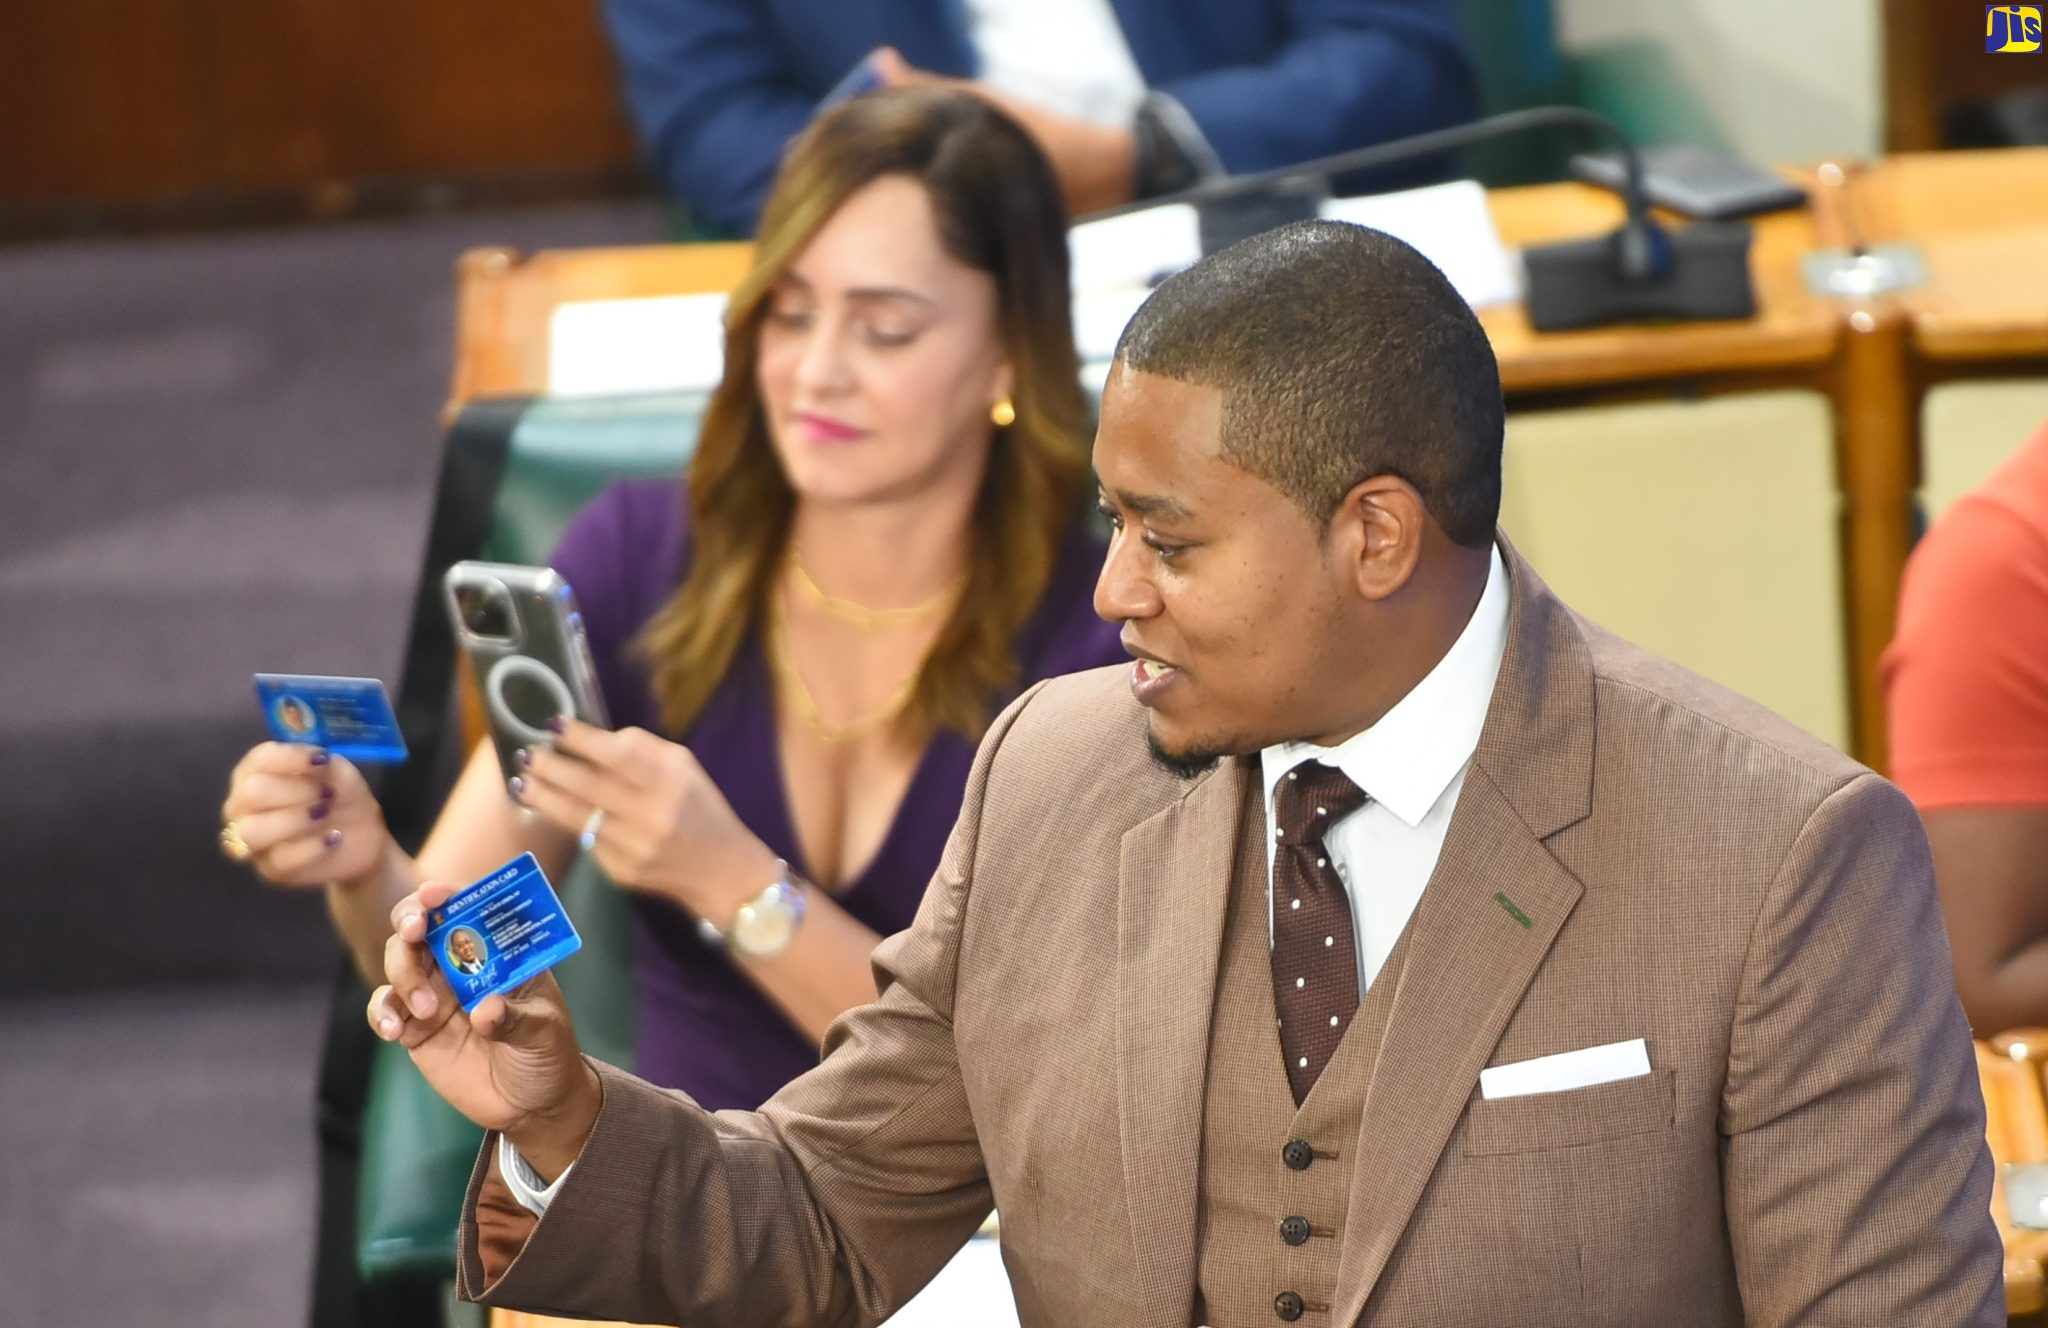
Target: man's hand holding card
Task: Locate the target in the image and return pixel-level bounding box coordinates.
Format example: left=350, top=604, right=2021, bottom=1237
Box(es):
left=370, top=855, right=601, bottom=1181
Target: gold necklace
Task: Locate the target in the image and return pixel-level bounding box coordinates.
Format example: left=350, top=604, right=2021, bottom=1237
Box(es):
left=770, top=593, right=920, bottom=744
left=787, top=545, right=964, bottom=633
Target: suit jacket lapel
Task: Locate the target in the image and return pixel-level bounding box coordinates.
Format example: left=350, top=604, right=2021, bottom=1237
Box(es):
left=1331, top=538, right=1598, bottom=1324
left=1329, top=772, right=1582, bottom=1322
left=1115, top=759, right=1246, bottom=1328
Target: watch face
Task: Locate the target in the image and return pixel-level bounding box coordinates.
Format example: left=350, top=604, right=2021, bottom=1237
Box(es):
left=730, top=885, right=800, bottom=956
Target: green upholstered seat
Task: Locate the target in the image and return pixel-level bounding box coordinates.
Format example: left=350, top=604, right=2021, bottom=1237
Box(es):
left=354, top=391, right=707, bottom=1285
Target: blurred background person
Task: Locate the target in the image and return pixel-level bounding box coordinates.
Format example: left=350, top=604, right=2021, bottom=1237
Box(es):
left=1885, top=417, right=2048, bottom=1036
left=220, top=88, right=1122, bottom=1107
left=599, top=0, right=1478, bottom=234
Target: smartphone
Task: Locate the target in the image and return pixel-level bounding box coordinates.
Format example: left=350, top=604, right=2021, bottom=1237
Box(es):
left=443, top=561, right=610, bottom=790
left=1569, top=144, right=1808, bottom=221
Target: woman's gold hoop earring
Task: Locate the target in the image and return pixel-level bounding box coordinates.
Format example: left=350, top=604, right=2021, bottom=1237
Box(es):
left=990, top=398, right=1016, bottom=429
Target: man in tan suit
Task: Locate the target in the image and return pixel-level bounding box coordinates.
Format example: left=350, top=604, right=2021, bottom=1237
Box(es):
left=370, top=221, right=2001, bottom=1326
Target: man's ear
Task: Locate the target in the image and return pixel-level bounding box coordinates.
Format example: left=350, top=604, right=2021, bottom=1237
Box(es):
left=1334, top=475, right=1427, bottom=602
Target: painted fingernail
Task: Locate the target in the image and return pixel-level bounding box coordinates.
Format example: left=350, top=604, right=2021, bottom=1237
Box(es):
left=546, top=715, right=567, bottom=734
left=309, top=750, right=331, bottom=767
left=323, top=828, right=343, bottom=849
left=309, top=802, right=330, bottom=822
left=320, top=784, right=335, bottom=800
left=508, top=775, right=527, bottom=800
left=515, top=748, right=531, bottom=767
left=408, top=988, right=436, bottom=1018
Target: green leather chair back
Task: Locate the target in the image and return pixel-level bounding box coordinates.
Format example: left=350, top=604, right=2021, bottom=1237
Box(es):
left=355, top=391, right=709, bottom=1283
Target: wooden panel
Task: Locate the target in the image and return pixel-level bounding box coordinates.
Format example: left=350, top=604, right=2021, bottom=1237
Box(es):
left=0, top=0, right=207, bottom=203
left=201, top=0, right=637, bottom=188
left=1884, top=0, right=2048, bottom=152
left=0, top=0, right=636, bottom=225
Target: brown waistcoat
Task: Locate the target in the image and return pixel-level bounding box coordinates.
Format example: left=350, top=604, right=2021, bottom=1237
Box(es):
left=1194, top=774, right=1413, bottom=1328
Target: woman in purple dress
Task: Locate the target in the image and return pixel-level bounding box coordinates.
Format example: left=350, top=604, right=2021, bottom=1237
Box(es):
left=220, top=89, right=1123, bottom=1109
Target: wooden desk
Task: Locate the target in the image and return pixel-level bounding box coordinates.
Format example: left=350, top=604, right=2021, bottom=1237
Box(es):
left=450, top=241, right=755, bottom=409
left=1856, top=150, right=2048, bottom=364
left=1805, top=149, right=2048, bottom=760
left=446, top=186, right=1843, bottom=408
left=443, top=150, right=2048, bottom=767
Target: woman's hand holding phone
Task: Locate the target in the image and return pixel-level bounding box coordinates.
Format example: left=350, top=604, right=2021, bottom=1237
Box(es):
left=221, top=743, right=390, bottom=888
left=514, top=720, right=777, bottom=925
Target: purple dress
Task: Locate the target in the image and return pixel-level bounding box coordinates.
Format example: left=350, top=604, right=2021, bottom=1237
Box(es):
left=550, top=480, right=1124, bottom=1108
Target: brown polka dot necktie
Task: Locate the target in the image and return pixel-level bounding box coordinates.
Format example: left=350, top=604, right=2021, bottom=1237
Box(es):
left=1271, top=760, right=1370, bottom=1105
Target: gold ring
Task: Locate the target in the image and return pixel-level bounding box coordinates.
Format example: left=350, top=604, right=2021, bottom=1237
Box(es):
left=219, top=821, right=253, bottom=863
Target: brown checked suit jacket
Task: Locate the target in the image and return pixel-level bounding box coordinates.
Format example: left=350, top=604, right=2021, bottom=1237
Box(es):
left=458, top=542, right=2002, bottom=1327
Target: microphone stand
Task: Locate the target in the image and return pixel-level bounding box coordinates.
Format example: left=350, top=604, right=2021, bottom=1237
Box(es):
left=1084, top=106, right=1758, bottom=332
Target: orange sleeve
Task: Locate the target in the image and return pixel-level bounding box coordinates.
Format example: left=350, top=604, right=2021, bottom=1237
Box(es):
left=1884, top=489, right=2048, bottom=808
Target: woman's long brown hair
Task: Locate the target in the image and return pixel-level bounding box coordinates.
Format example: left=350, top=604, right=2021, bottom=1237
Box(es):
left=636, top=89, right=1092, bottom=742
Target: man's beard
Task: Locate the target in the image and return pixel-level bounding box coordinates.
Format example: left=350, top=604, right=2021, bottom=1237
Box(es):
left=1146, top=729, right=1226, bottom=780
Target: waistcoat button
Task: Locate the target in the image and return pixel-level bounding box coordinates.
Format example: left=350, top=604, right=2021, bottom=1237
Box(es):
left=1274, top=1290, right=1306, bottom=1321
left=1279, top=1214, right=1311, bottom=1245
left=1282, top=1139, right=1314, bottom=1171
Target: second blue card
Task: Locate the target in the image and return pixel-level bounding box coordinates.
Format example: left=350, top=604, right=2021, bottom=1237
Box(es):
left=254, top=673, right=408, bottom=763
left=425, top=853, right=583, bottom=1012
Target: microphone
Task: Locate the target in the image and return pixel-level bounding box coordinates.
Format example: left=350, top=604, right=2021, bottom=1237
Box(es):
left=1091, top=107, right=1757, bottom=332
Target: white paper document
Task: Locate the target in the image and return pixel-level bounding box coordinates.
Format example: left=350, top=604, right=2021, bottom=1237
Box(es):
left=547, top=291, right=729, bottom=398
left=1320, top=179, right=1521, bottom=310
left=883, top=1236, right=1020, bottom=1327
left=1478, top=1037, right=1651, bottom=1100
left=1071, top=286, right=1155, bottom=365
left=1067, top=203, right=1202, bottom=294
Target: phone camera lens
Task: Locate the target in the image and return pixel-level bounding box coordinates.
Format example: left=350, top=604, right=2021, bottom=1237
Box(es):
left=455, top=583, right=515, bottom=641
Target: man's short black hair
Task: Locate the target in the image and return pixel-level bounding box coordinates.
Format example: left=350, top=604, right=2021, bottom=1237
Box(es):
left=1114, top=220, right=1504, bottom=547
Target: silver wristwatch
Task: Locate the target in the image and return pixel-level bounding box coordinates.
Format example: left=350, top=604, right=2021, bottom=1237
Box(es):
left=697, top=858, right=808, bottom=958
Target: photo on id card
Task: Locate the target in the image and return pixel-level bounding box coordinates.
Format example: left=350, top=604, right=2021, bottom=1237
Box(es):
left=426, top=853, right=583, bottom=1010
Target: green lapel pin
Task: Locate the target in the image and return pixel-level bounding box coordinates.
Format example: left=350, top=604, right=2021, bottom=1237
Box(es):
left=1494, top=891, right=1533, bottom=930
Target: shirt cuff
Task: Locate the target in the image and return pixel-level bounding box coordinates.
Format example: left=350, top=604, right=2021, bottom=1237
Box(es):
left=498, top=1134, right=572, bottom=1216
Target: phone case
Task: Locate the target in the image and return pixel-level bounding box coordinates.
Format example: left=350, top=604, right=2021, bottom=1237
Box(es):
left=1568, top=145, right=1808, bottom=221
left=443, top=561, right=611, bottom=788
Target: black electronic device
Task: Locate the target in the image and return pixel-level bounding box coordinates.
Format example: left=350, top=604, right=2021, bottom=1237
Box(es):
left=1569, top=144, right=1807, bottom=220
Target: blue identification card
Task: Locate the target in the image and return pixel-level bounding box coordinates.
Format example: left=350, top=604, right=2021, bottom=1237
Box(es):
left=425, top=853, right=583, bottom=1012
left=254, top=673, right=408, bottom=763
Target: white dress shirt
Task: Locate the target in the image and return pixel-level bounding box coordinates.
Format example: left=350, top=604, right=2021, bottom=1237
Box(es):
left=502, top=1134, right=568, bottom=1213
left=1260, top=546, right=1510, bottom=993
left=962, top=0, right=1148, bottom=127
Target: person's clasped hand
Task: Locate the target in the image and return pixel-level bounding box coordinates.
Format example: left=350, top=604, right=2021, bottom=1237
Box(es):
left=369, top=882, right=601, bottom=1177
left=512, top=719, right=780, bottom=924
left=221, top=742, right=387, bottom=885
left=867, top=47, right=1134, bottom=215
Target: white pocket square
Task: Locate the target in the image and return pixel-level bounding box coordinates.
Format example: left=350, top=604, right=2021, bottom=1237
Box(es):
left=1479, top=1037, right=1651, bottom=1100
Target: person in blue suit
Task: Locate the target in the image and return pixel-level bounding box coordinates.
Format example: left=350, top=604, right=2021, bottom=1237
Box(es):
left=602, top=0, right=1476, bottom=235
